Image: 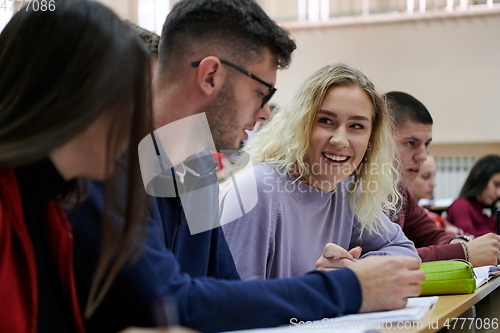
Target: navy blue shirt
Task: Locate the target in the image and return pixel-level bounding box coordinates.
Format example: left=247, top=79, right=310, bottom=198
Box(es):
left=70, top=163, right=363, bottom=333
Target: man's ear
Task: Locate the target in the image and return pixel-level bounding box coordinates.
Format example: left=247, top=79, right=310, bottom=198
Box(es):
left=194, top=56, right=225, bottom=97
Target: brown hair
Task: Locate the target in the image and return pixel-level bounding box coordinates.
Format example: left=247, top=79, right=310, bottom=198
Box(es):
left=0, top=0, right=153, bottom=317
left=158, top=0, right=296, bottom=78
left=126, top=21, right=160, bottom=57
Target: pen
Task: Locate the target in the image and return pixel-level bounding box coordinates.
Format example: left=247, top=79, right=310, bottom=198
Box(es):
left=331, top=256, right=360, bottom=262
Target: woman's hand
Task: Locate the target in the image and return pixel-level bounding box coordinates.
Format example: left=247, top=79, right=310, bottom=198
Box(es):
left=315, top=243, right=362, bottom=270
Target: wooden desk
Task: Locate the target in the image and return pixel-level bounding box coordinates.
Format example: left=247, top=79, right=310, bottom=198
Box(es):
left=419, top=199, right=453, bottom=215
left=386, top=276, right=500, bottom=333
left=423, top=205, right=448, bottom=216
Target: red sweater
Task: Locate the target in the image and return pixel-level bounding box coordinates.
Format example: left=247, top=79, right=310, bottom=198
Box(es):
left=391, top=187, right=465, bottom=262
left=0, top=168, right=85, bottom=333
left=447, top=197, right=497, bottom=237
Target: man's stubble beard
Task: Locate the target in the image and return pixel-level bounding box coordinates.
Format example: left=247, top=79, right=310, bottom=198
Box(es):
left=201, top=80, right=240, bottom=151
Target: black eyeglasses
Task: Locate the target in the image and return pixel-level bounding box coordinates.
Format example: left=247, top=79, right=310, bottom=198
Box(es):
left=191, top=59, right=277, bottom=108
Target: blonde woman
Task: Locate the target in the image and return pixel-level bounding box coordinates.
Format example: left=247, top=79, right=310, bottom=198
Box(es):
left=220, top=63, right=418, bottom=280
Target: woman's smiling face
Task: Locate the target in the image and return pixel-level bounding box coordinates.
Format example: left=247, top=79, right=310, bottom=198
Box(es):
left=304, top=85, right=373, bottom=191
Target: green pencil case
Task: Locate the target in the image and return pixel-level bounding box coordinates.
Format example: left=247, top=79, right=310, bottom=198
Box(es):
left=420, top=260, right=476, bottom=296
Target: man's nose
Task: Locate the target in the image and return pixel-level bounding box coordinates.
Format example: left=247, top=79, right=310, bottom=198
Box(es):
left=414, top=145, right=427, bottom=163
left=258, top=103, right=272, bottom=122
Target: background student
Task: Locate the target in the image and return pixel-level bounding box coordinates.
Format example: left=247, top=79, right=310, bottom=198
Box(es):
left=382, top=91, right=500, bottom=267
left=0, top=1, right=152, bottom=331
left=221, top=63, right=418, bottom=280
left=69, top=1, right=424, bottom=332
left=408, top=155, right=466, bottom=236
left=447, top=155, right=500, bottom=237
left=408, top=154, right=437, bottom=204
left=127, top=21, right=160, bottom=73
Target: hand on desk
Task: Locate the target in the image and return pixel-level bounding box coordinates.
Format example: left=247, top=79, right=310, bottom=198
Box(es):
left=451, top=233, right=500, bottom=266
left=315, top=243, right=362, bottom=270
left=348, top=256, right=424, bottom=313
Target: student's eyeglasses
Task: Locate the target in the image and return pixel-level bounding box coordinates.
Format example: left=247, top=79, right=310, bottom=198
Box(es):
left=191, top=59, right=277, bottom=108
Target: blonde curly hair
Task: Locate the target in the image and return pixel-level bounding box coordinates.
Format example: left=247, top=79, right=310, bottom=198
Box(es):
left=245, top=63, right=402, bottom=234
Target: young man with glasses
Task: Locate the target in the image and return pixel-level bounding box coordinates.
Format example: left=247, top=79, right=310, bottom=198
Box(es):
left=191, top=59, right=277, bottom=109
left=70, top=1, right=424, bottom=332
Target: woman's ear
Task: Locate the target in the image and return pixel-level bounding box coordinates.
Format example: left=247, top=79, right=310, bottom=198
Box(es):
left=194, top=56, right=225, bottom=97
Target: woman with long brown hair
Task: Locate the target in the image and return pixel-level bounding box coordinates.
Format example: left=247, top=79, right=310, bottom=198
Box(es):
left=0, top=1, right=152, bottom=331
left=448, top=155, right=500, bottom=237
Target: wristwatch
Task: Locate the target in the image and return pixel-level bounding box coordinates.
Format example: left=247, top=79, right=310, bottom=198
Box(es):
left=455, top=235, right=471, bottom=242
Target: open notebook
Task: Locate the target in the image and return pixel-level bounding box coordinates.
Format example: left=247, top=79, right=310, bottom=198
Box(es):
left=223, top=297, right=438, bottom=333
left=473, top=265, right=500, bottom=288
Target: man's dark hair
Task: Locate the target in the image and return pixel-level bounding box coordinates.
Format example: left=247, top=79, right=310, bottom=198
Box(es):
left=384, top=91, right=433, bottom=128
left=126, top=21, right=160, bottom=57
left=158, top=0, right=295, bottom=72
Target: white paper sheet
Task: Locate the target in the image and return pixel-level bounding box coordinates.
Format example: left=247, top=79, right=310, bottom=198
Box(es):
left=222, top=297, right=439, bottom=333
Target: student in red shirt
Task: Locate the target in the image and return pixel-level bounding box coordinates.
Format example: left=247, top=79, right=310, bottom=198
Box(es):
left=408, top=154, right=467, bottom=236
left=384, top=91, right=500, bottom=267
left=448, top=155, right=500, bottom=237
